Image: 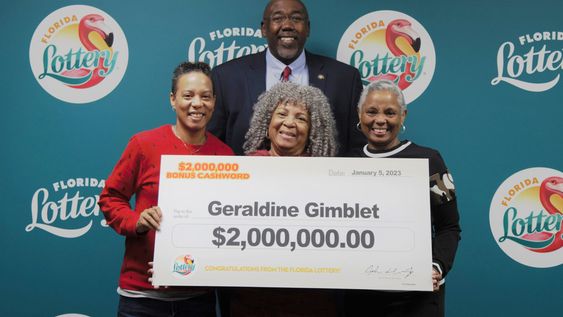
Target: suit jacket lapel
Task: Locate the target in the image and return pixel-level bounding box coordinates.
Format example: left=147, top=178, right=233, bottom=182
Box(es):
left=306, top=51, right=327, bottom=92
left=247, top=51, right=267, bottom=103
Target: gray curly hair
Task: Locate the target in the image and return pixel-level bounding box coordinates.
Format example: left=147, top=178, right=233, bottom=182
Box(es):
left=243, top=82, right=338, bottom=157
left=357, top=79, right=407, bottom=112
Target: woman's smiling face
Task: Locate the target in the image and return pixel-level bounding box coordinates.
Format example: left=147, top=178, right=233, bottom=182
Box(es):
left=268, top=101, right=310, bottom=156
left=170, top=71, right=215, bottom=135
left=359, top=89, right=407, bottom=151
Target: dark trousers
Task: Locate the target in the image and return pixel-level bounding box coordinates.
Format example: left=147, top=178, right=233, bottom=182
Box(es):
left=117, top=292, right=216, bottom=317
left=343, top=286, right=445, bottom=317
left=218, top=287, right=339, bottom=317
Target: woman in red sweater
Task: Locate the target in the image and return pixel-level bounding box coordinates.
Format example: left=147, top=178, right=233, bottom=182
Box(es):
left=99, top=62, right=233, bottom=317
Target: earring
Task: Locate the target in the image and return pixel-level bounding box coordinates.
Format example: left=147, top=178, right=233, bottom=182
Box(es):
left=356, top=122, right=362, bottom=131
left=172, top=107, right=176, bottom=112
left=401, top=124, right=406, bottom=133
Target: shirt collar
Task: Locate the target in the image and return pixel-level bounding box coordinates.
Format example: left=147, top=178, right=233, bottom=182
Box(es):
left=266, top=48, right=307, bottom=75
left=362, top=141, right=412, bottom=158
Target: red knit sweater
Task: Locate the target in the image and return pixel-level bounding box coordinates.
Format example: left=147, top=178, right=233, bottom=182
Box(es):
left=99, top=125, right=233, bottom=290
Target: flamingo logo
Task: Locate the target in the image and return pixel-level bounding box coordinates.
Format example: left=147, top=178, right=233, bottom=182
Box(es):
left=29, top=5, right=128, bottom=104
left=490, top=167, right=563, bottom=268
left=337, top=11, right=435, bottom=104
left=173, top=255, right=196, bottom=276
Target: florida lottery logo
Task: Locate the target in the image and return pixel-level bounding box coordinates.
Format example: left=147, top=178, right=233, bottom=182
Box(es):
left=491, top=31, right=562, bottom=92
left=337, top=10, right=435, bottom=104
left=188, top=26, right=266, bottom=68
left=173, top=255, right=196, bottom=276
left=29, top=5, right=128, bottom=104
left=490, top=167, right=563, bottom=268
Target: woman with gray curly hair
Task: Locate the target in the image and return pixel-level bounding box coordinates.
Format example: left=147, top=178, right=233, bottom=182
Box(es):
left=225, top=82, right=339, bottom=316
left=243, top=82, right=338, bottom=157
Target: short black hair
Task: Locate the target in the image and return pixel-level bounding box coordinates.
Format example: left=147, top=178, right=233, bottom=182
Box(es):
left=171, top=61, right=212, bottom=95
left=262, top=0, right=309, bottom=22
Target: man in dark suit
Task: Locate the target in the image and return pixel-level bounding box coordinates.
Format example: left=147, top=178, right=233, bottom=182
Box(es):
left=208, top=0, right=364, bottom=155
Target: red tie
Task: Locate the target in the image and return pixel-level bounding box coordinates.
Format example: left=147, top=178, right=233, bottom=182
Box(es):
left=281, top=66, right=291, bottom=82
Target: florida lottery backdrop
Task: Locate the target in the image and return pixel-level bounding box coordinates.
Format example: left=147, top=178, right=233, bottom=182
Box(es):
left=1, top=0, right=561, bottom=316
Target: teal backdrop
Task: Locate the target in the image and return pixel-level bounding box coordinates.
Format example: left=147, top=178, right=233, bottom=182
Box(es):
left=1, top=0, right=561, bottom=316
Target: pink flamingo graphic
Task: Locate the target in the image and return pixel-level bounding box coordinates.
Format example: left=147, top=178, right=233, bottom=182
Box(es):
left=63, top=14, right=114, bottom=89
left=524, top=176, right=563, bottom=253
left=369, top=19, right=421, bottom=90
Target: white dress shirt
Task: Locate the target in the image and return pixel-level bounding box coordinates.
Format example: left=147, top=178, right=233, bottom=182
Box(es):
left=265, top=48, right=309, bottom=90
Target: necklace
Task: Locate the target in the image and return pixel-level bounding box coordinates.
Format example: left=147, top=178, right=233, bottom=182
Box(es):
left=172, top=125, right=206, bottom=155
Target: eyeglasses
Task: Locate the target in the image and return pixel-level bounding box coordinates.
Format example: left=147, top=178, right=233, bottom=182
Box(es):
left=267, top=14, right=307, bottom=24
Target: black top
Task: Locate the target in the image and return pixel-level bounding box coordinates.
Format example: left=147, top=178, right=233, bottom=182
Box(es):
left=349, top=140, right=461, bottom=277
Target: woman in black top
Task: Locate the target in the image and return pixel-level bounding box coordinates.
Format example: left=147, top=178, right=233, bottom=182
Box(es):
left=345, top=79, right=461, bottom=317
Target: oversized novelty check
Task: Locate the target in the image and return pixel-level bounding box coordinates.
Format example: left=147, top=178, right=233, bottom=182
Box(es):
left=153, top=155, right=432, bottom=291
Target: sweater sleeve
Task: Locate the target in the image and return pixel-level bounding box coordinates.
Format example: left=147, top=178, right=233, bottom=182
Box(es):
left=429, top=151, right=461, bottom=277
left=431, top=198, right=461, bottom=277
left=98, top=136, right=143, bottom=237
